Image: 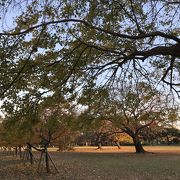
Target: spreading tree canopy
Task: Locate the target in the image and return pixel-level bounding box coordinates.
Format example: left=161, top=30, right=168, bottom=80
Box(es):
left=0, top=1, right=179, bottom=153
left=0, top=0, right=179, bottom=104
left=79, top=81, right=179, bottom=152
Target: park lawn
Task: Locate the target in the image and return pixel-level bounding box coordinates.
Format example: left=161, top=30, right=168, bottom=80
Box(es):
left=72, top=145, right=180, bottom=153
left=0, top=146, right=180, bottom=179
left=48, top=145, right=180, bottom=154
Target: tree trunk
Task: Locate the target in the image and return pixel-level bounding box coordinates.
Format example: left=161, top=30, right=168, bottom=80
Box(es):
left=97, top=142, right=102, bottom=150
left=8, top=147, right=11, bottom=155
left=45, top=149, right=50, bottom=173
left=96, top=134, right=102, bottom=150
left=18, top=145, right=22, bottom=158
left=133, top=136, right=146, bottom=153
left=166, top=136, right=170, bottom=145
left=27, top=144, right=33, bottom=165
left=116, top=141, right=121, bottom=149
left=15, top=146, right=18, bottom=156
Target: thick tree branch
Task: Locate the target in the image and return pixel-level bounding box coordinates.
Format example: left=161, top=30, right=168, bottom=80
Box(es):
left=136, top=120, right=155, bottom=133
left=136, top=43, right=180, bottom=58
left=1, top=19, right=180, bottom=42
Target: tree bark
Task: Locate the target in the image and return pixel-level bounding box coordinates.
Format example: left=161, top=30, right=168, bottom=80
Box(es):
left=133, top=136, right=146, bottom=153
left=45, top=149, right=50, bottom=173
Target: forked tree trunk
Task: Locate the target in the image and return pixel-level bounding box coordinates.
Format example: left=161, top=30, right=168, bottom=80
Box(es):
left=133, top=136, right=146, bottom=153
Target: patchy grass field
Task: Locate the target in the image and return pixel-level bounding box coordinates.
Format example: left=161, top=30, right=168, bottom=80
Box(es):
left=1, top=146, right=180, bottom=179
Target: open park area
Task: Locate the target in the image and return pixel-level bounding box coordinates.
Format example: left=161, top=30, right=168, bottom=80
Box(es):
left=1, top=146, right=180, bottom=180
left=0, top=1, right=180, bottom=180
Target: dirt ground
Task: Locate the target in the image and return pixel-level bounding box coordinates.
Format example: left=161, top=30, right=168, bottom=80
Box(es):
left=1, top=146, right=180, bottom=180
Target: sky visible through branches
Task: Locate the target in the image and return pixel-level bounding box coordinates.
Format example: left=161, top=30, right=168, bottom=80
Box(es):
left=0, top=1, right=180, bottom=122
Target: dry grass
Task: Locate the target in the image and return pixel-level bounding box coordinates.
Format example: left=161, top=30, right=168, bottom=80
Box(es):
left=72, top=145, right=180, bottom=154
left=1, top=146, right=180, bottom=179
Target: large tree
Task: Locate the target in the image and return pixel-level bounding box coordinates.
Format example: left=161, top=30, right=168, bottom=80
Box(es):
left=111, top=82, right=178, bottom=153
left=79, top=82, right=178, bottom=153
left=0, top=0, right=180, bottom=103
left=0, top=1, right=180, bottom=155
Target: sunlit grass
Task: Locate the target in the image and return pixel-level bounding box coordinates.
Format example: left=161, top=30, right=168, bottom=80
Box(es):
left=34, top=145, right=180, bottom=154
left=61, top=145, right=180, bottom=154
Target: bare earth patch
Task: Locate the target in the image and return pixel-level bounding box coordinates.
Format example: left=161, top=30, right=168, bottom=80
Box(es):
left=1, top=146, right=180, bottom=179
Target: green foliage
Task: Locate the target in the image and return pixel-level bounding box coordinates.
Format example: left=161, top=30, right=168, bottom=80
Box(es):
left=0, top=0, right=180, bottom=102
left=0, top=0, right=180, bottom=148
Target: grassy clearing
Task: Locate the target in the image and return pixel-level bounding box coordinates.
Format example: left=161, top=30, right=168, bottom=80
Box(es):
left=1, top=146, right=180, bottom=179
left=72, top=145, right=180, bottom=154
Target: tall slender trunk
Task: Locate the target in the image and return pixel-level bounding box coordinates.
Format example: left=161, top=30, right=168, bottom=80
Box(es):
left=166, top=136, right=170, bottom=145
left=45, top=148, right=50, bottom=173
left=19, top=145, right=22, bottom=158
left=133, top=136, right=146, bottom=153
left=27, top=144, right=33, bottom=165
left=96, top=134, right=102, bottom=150
left=15, top=146, right=18, bottom=156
